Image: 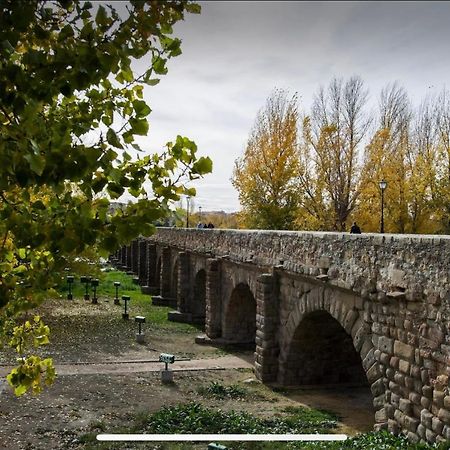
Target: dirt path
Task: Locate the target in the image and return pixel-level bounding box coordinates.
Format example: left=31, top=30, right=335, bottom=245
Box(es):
left=0, top=354, right=254, bottom=378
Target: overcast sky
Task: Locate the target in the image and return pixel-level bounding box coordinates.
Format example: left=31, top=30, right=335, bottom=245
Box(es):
left=134, top=1, right=450, bottom=213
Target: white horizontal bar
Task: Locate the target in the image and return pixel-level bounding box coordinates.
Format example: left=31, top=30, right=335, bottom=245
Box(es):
left=97, top=434, right=347, bottom=442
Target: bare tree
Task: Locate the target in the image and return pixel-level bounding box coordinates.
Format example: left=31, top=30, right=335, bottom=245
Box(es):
left=301, top=76, right=371, bottom=231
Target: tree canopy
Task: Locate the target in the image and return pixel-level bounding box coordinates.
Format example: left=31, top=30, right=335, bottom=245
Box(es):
left=0, top=0, right=212, bottom=395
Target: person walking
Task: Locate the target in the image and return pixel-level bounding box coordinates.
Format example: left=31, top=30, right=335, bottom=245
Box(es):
left=350, top=222, right=361, bottom=234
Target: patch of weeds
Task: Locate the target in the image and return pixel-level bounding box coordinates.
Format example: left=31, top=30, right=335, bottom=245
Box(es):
left=136, top=402, right=338, bottom=435
left=89, top=420, right=106, bottom=432
left=280, top=405, right=339, bottom=427
left=198, top=381, right=248, bottom=399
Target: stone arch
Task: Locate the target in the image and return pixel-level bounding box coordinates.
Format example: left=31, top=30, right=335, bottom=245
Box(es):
left=278, top=284, right=383, bottom=425
left=192, top=269, right=206, bottom=320
left=222, top=283, right=256, bottom=344
left=280, top=310, right=368, bottom=385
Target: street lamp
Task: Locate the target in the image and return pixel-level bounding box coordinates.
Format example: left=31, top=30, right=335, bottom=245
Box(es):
left=379, top=179, right=388, bottom=234
left=198, top=206, right=202, bottom=223
left=186, top=195, right=191, bottom=228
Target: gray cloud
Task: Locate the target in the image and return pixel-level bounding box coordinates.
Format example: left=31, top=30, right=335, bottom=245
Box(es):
left=128, top=1, right=450, bottom=212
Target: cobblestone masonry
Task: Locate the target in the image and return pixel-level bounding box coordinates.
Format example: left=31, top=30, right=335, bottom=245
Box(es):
left=116, top=228, right=450, bottom=444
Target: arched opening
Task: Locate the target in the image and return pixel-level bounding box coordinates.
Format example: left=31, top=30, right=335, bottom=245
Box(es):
left=192, top=269, right=206, bottom=322
left=223, top=283, right=256, bottom=344
left=170, top=258, right=179, bottom=299
left=283, top=310, right=368, bottom=386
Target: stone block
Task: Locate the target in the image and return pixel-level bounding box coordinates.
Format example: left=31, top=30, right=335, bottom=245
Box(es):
left=422, top=385, right=433, bottom=398
left=394, top=340, right=415, bottom=360
left=375, top=408, right=388, bottom=423
left=433, top=390, right=445, bottom=407
left=425, top=428, right=437, bottom=443
left=378, top=336, right=394, bottom=354
left=406, top=431, right=419, bottom=443
left=421, top=396, right=431, bottom=409
left=417, top=423, right=426, bottom=439
left=399, top=359, right=410, bottom=375
left=438, top=408, right=450, bottom=425
left=371, top=378, right=385, bottom=397
left=432, top=417, right=444, bottom=435
left=409, top=392, right=421, bottom=405
left=404, top=415, right=419, bottom=432
left=444, top=395, right=450, bottom=410
left=420, top=409, right=433, bottom=428
left=399, top=398, right=412, bottom=415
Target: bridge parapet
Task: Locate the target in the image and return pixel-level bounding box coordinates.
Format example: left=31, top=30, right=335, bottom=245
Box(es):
left=149, top=228, right=450, bottom=310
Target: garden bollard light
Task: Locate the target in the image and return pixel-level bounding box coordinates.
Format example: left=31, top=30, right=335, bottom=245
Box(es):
left=91, top=278, right=99, bottom=304
left=159, top=353, right=175, bottom=383
left=135, top=316, right=145, bottom=344
left=66, top=276, right=74, bottom=300
left=114, top=281, right=121, bottom=305
left=122, top=295, right=130, bottom=320
left=80, top=276, right=91, bottom=300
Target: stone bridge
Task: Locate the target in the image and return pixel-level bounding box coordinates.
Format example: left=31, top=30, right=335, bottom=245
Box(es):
left=112, top=228, right=450, bottom=444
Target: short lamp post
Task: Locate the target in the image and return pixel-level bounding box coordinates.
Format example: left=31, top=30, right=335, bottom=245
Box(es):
left=80, top=276, right=91, bottom=300
left=159, top=353, right=175, bottom=383
left=91, top=278, right=99, bottom=304
left=379, top=179, right=388, bottom=234
left=114, top=281, right=121, bottom=305
left=135, top=316, right=146, bottom=343
left=66, top=276, right=74, bottom=300
left=122, top=295, right=130, bottom=320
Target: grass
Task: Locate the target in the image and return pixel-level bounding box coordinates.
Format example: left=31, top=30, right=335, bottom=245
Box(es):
left=59, top=268, right=200, bottom=333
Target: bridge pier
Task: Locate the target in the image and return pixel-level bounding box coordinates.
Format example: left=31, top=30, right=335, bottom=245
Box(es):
left=168, top=252, right=194, bottom=323
left=125, top=244, right=132, bottom=273
left=141, top=243, right=159, bottom=295
left=205, top=258, right=221, bottom=338
left=131, top=239, right=139, bottom=275
left=152, top=246, right=176, bottom=308
left=138, top=240, right=148, bottom=285
left=255, top=273, right=279, bottom=383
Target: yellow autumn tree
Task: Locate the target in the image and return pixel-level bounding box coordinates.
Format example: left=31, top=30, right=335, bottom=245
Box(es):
left=356, top=84, right=438, bottom=234
left=232, top=89, right=301, bottom=230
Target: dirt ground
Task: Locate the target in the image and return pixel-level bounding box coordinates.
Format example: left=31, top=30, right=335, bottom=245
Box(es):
left=0, top=295, right=374, bottom=450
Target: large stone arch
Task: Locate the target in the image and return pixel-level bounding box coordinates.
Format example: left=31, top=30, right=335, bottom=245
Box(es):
left=222, top=282, right=257, bottom=344
left=278, top=283, right=383, bottom=425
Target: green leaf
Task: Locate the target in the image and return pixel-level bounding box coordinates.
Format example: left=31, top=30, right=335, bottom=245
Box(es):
left=106, top=128, right=123, bottom=149
left=130, top=118, right=149, bottom=136
left=95, top=5, right=108, bottom=26
left=24, top=153, right=45, bottom=176
left=192, top=157, right=213, bottom=175
left=132, top=100, right=151, bottom=118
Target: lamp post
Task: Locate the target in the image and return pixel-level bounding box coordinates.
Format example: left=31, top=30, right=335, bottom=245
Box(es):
left=379, top=179, right=388, bottom=234
left=66, top=276, right=74, bottom=300
left=91, top=278, right=99, bottom=304
left=198, top=205, right=202, bottom=223
left=80, top=276, right=91, bottom=301
left=114, top=281, right=121, bottom=305
left=122, top=295, right=130, bottom=320
left=186, top=195, right=191, bottom=228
